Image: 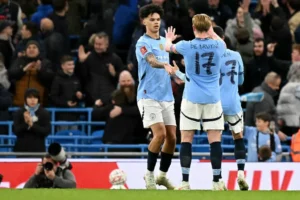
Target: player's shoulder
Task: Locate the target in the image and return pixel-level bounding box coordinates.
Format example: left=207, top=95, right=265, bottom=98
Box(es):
left=136, top=35, right=150, bottom=46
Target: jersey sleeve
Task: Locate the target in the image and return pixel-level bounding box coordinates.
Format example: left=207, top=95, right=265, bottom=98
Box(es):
left=236, top=52, right=244, bottom=85
left=135, top=41, right=152, bottom=59
left=174, top=40, right=189, bottom=55
left=274, top=134, right=282, bottom=154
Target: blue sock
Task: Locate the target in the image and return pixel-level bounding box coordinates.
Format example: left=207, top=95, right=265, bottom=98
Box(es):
left=180, top=142, right=192, bottom=182
left=234, top=138, right=246, bottom=171
left=210, top=142, right=222, bottom=182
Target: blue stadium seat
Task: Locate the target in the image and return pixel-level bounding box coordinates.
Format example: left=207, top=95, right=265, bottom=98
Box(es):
left=91, top=130, right=104, bottom=144
left=53, top=130, right=86, bottom=144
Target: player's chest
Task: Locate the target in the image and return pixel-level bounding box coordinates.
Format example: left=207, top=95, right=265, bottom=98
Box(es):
left=151, top=43, right=169, bottom=62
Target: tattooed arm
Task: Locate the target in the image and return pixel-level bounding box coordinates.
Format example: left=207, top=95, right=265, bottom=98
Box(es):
left=145, top=53, right=167, bottom=68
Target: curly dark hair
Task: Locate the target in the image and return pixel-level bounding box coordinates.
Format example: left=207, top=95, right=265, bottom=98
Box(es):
left=139, top=4, right=164, bottom=19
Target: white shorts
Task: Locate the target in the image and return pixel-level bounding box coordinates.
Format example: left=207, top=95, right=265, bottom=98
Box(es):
left=224, top=112, right=244, bottom=134
left=137, top=99, right=176, bottom=128
left=180, top=99, right=224, bottom=131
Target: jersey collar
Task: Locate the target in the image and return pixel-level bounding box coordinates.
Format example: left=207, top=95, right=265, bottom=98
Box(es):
left=144, top=34, right=160, bottom=40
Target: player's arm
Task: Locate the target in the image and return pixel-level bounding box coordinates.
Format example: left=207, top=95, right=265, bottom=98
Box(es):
left=172, top=60, right=186, bottom=82
left=165, top=26, right=181, bottom=54
left=145, top=53, right=168, bottom=68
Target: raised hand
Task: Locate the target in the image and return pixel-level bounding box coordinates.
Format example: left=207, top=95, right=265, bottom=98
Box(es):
left=165, top=26, right=177, bottom=42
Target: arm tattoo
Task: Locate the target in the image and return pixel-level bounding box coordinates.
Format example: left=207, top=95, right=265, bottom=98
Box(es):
left=145, top=53, right=166, bottom=68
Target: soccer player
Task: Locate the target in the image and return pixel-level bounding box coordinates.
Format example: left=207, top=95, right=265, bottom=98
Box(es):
left=135, top=4, right=177, bottom=190
left=165, top=14, right=227, bottom=190
left=214, top=26, right=249, bottom=190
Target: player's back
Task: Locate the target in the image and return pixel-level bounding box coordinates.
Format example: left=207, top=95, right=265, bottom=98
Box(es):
left=135, top=34, right=173, bottom=102
left=176, top=38, right=226, bottom=104
left=220, top=49, right=244, bottom=115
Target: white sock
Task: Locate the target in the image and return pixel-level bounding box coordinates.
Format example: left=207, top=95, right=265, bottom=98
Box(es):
left=147, top=170, right=154, bottom=175
left=238, top=170, right=245, bottom=178
left=159, top=170, right=166, bottom=177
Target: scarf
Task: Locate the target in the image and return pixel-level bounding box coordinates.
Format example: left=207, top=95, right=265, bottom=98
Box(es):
left=24, top=103, right=40, bottom=118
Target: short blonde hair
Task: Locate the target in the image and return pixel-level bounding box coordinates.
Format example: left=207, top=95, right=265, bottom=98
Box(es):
left=192, top=14, right=212, bottom=33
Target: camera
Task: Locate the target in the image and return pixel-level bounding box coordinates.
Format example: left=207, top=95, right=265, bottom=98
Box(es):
left=43, top=162, right=54, bottom=171
left=48, top=142, right=72, bottom=170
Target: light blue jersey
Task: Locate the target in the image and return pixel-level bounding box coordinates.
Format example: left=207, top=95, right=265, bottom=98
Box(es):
left=175, top=38, right=226, bottom=104
left=219, top=49, right=244, bottom=115
left=244, top=126, right=282, bottom=162
left=135, top=34, right=174, bottom=102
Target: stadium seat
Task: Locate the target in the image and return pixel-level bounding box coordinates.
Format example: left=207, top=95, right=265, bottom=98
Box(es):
left=53, top=130, right=86, bottom=144
left=91, top=130, right=104, bottom=144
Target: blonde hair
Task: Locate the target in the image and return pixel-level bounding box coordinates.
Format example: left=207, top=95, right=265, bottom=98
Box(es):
left=192, top=14, right=212, bottom=33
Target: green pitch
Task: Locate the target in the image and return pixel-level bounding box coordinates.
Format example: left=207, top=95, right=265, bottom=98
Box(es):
left=1, top=189, right=300, bottom=200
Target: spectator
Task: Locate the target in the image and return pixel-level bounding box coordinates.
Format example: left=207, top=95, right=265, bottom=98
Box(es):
left=40, top=18, right=66, bottom=71
left=235, top=28, right=253, bottom=67
left=13, top=88, right=51, bottom=156
left=0, top=54, right=12, bottom=135
left=50, top=55, right=83, bottom=130
left=14, top=22, right=45, bottom=59
left=48, top=0, right=70, bottom=52
left=0, top=0, right=23, bottom=39
left=207, top=0, right=233, bottom=29
left=225, top=0, right=263, bottom=49
left=66, top=0, right=88, bottom=35
left=267, top=44, right=300, bottom=86
left=0, top=20, right=15, bottom=68
left=244, top=112, right=282, bottom=162
left=14, top=0, right=36, bottom=21
left=24, top=154, right=76, bottom=188
left=252, top=0, right=286, bottom=37
left=268, top=16, right=292, bottom=61
left=295, top=25, right=300, bottom=44
left=245, top=72, right=281, bottom=126
left=244, top=38, right=270, bottom=92
left=94, top=71, right=146, bottom=144
left=287, top=0, right=300, bottom=42
left=31, top=0, right=53, bottom=27
left=79, top=32, right=124, bottom=107
left=277, top=62, right=300, bottom=136
left=9, top=40, right=54, bottom=107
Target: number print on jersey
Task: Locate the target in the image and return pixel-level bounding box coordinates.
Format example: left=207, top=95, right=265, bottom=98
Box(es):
left=219, top=70, right=225, bottom=85
left=194, top=52, right=216, bottom=75
left=225, top=60, right=237, bottom=84
left=195, top=52, right=200, bottom=74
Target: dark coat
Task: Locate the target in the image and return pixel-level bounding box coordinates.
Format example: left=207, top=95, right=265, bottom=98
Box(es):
left=13, top=107, right=51, bottom=152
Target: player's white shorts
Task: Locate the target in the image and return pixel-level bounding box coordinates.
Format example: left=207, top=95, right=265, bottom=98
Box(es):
left=137, top=99, right=176, bottom=128
left=224, top=111, right=244, bottom=134
left=180, top=99, right=224, bottom=131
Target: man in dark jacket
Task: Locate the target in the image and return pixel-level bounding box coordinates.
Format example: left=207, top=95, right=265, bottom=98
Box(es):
left=245, top=72, right=281, bottom=126
left=99, top=70, right=147, bottom=144
left=50, top=55, right=83, bottom=129
left=79, top=32, right=124, bottom=107
left=13, top=88, right=51, bottom=156
left=40, top=18, right=66, bottom=71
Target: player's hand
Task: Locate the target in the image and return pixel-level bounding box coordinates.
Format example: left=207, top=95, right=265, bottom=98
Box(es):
left=35, top=163, right=43, bottom=175
left=95, top=99, right=103, bottom=107
left=165, top=26, right=177, bottom=42
left=78, top=45, right=91, bottom=63
left=172, top=60, right=179, bottom=72
left=109, top=106, right=122, bottom=118
left=164, top=63, right=174, bottom=75
left=76, top=91, right=83, bottom=100
left=174, top=77, right=185, bottom=85
left=107, top=63, right=116, bottom=77
left=67, top=101, right=77, bottom=107
left=44, top=170, right=55, bottom=180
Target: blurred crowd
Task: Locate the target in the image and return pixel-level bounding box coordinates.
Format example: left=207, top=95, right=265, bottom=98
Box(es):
left=0, top=0, right=299, bottom=153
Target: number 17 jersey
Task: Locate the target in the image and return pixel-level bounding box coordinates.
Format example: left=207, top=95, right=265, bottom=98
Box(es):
left=175, top=38, right=226, bottom=104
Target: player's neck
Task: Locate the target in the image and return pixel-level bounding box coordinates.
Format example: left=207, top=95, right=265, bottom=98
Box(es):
left=145, top=31, right=160, bottom=40
left=194, top=32, right=210, bottom=39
